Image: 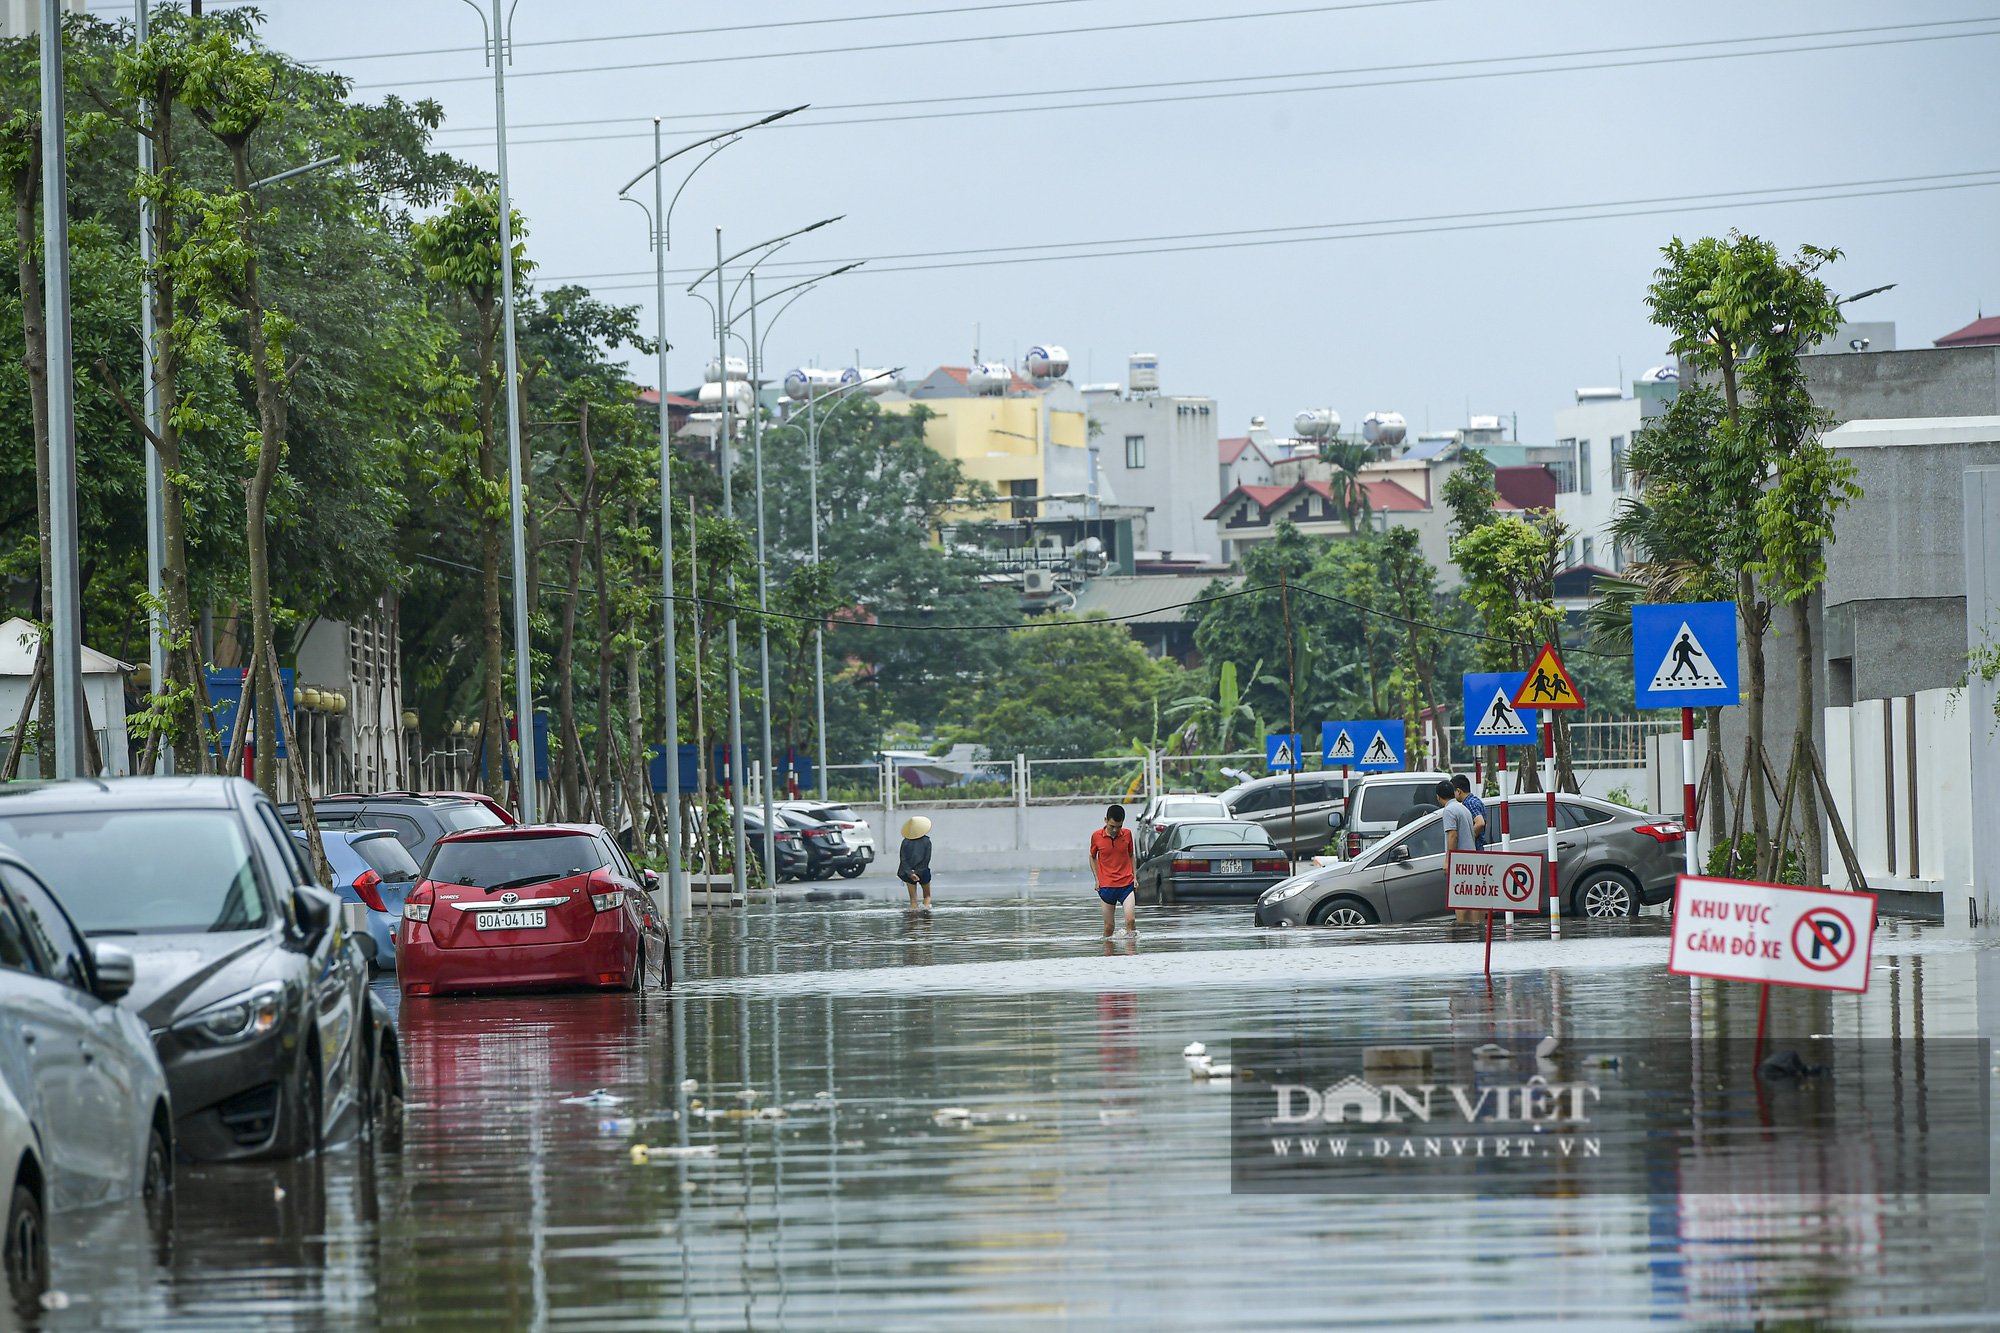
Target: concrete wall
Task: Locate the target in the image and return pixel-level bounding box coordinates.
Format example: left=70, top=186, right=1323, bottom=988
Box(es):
left=1821, top=690, right=1971, bottom=901
left=1963, top=465, right=2000, bottom=924
left=856, top=803, right=1106, bottom=872
left=1806, top=345, right=2000, bottom=422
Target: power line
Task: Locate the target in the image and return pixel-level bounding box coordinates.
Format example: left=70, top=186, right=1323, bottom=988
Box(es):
left=353, top=0, right=1446, bottom=89
left=427, top=18, right=2000, bottom=146
left=537, top=170, right=2000, bottom=292
left=308, top=0, right=1106, bottom=64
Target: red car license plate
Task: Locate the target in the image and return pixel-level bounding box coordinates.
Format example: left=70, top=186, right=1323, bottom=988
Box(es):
left=475, top=909, right=546, bottom=930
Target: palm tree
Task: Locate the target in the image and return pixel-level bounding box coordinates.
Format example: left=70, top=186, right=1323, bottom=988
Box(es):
left=1320, top=441, right=1374, bottom=534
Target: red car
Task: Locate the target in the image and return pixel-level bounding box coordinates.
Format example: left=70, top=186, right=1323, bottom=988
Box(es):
left=396, top=824, right=670, bottom=997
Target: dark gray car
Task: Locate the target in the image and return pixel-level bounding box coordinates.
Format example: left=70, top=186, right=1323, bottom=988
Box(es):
left=278, top=792, right=502, bottom=869
left=1255, top=796, right=1687, bottom=927
left=1220, top=774, right=1352, bottom=857
left=1136, top=821, right=1292, bottom=904
left=0, top=778, right=401, bottom=1161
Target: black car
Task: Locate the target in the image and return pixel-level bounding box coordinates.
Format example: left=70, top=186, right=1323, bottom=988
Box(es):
left=0, top=778, right=401, bottom=1161
left=741, top=810, right=810, bottom=882
left=1135, top=821, right=1292, bottom=904
left=278, top=792, right=503, bottom=869
left=776, top=809, right=861, bottom=881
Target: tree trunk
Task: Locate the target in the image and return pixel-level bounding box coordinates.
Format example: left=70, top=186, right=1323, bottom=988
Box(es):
left=624, top=496, right=647, bottom=854
left=556, top=402, right=596, bottom=821
left=473, top=300, right=503, bottom=798
left=594, top=506, right=614, bottom=826
left=13, top=135, right=53, bottom=779
left=1791, top=596, right=1823, bottom=887
left=1739, top=578, right=1769, bottom=866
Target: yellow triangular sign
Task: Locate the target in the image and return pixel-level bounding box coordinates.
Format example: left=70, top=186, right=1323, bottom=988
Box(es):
left=1510, top=642, right=1585, bottom=711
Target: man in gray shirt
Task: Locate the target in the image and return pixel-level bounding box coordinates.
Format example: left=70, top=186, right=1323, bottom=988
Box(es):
left=1434, top=780, right=1479, bottom=923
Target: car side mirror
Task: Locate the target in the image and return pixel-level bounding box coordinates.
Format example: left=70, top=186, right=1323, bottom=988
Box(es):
left=90, top=941, right=134, bottom=1002
left=1392, top=844, right=1412, bottom=863
left=1327, top=811, right=1345, bottom=830
left=292, top=885, right=337, bottom=951
left=642, top=868, right=660, bottom=891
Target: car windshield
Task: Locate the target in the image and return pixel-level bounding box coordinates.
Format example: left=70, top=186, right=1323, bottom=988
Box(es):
left=0, top=809, right=267, bottom=934
left=435, top=803, right=504, bottom=833
left=425, top=833, right=606, bottom=890
left=352, top=833, right=421, bottom=883
left=1162, top=799, right=1228, bottom=818
left=1358, top=783, right=1430, bottom=821
left=810, top=806, right=859, bottom=822
left=1175, top=823, right=1272, bottom=846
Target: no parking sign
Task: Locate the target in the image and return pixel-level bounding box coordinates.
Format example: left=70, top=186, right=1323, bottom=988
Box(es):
left=1667, top=875, right=1876, bottom=993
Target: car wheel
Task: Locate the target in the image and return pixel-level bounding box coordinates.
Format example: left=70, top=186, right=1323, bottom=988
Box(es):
left=1309, top=897, right=1379, bottom=928
left=3, top=1180, right=45, bottom=1305
left=142, top=1119, right=170, bottom=1200
left=837, top=863, right=864, bottom=879
left=367, top=1040, right=404, bottom=1152
left=291, top=1056, right=324, bottom=1158
left=1576, top=870, right=1640, bottom=918
left=630, top=940, right=646, bottom=993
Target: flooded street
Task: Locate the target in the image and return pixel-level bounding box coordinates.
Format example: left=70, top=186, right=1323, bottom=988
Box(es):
left=27, top=873, right=2000, bottom=1330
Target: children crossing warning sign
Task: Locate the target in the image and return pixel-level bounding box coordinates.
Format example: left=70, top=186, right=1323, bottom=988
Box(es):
left=1461, top=672, right=1538, bottom=746
left=1510, top=643, right=1584, bottom=711
left=1266, top=733, right=1305, bottom=772
left=1632, top=602, right=1740, bottom=709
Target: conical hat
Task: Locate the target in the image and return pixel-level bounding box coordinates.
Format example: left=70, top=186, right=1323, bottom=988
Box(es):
left=901, top=815, right=931, bottom=838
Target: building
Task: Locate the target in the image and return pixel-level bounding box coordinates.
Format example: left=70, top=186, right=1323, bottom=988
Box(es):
left=0, top=617, right=131, bottom=775
left=893, top=366, right=1093, bottom=522
left=1934, top=315, right=2000, bottom=349
left=1082, top=375, right=1221, bottom=563
left=1548, top=386, right=1643, bottom=573
left=1068, top=574, right=1244, bottom=663
left=0, top=0, right=82, bottom=37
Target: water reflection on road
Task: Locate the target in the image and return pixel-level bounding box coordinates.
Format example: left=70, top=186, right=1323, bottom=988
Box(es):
left=23, top=873, right=2000, bottom=1329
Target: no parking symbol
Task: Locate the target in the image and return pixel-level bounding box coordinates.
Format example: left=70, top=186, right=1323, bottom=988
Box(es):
left=1669, top=876, right=1876, bottom=993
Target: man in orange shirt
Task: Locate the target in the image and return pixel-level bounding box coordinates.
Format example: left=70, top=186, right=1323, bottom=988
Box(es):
left=1090, top=804, right=1138, bottom=936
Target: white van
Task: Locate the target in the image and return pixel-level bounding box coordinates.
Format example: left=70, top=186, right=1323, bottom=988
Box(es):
left=1332, top=772, right=1452, bottom=860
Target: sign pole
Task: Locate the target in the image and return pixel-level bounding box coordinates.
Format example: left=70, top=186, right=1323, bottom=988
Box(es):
left=1753, top=981, right=1771, bottom=1069
left=1681, top=706, right=1698, bottom=872
left=1544, top=710, right=1559, bottom=938
left=1483, top=908, right=1493, bottom=980
left=1498, top=744, right=1512, bottom=925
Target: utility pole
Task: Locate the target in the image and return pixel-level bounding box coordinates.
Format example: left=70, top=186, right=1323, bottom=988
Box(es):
left=41, top=0, right=83, bottom=778
left=749, top=271, right=777, bottom=886
left=648, top=118, right=686, bottom=947
left=809, top=386, right=827, bottom=799
left=717, top=229, right=749, bottom=897
left=136, top=0, right=168, bottom=774
left=489, top=0, right=538, bottom=822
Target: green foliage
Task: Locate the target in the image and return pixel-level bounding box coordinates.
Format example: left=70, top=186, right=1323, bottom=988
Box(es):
left=1441, top=447, right=1497, bottom=544
left=954, top=616, right=1177, bottom=759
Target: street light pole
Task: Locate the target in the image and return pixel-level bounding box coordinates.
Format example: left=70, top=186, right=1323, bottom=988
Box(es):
left=487, top=0, right=538, bottom=823
left=647, top=118, right=687, bottom=938
left=716, top=229, right=748, bottom=898
left=136, top=0, right=168, bottom=775
left=749, top=271, right=776, bottom=886
left=41, top=0, right=83, bottom=778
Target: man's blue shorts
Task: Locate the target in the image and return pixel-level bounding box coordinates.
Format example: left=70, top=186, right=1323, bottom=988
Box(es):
left=1097, top=883, right=1135, bottom=905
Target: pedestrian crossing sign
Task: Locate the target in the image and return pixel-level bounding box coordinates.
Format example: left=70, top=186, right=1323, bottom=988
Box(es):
left=1510, top=643, right=1585, bottom=711
left=1321, top=721, right=1358, bottom=765
left=1461, top=672, right=1539, bottom=746
left=1632, top=601, right=1740, bottom=708
left=1353, top=721, right=1405, bottom=772
left=1266, top=733, right=1305, bottom=772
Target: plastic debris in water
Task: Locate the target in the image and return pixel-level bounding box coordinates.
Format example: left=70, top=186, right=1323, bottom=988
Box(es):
left=933, top=1106, right=973, bottom=1126
left=1192, top=1063, right=1233, bottom=1080
left=1535, top=1036, right=1559, bottom=1059
left=1580, top=1055, right=1621, bottom=1071
left=680, top=1079, right=699, bottom=1093
left=734, top=1088, right=763, bottom=1103
left=1472, top=1043, right=1511, bottom=1061
left=562, top=1089, right=626, bottom=1107
left=753, top=1107, right=788, bottom=1121
left=1099, top=1108, right=1137, bottom=1123
left=1183, top=1042, right=1207, bottom=1058
left=273, top=1186, right=286, bottom=1201
left=39, top=1291, right=69, bottom=1311
left=600, top=1118, right=638, bottom=1134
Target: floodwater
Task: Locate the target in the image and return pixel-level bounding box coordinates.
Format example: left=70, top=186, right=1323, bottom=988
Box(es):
left=22, top=870, right=2000, bottom=1330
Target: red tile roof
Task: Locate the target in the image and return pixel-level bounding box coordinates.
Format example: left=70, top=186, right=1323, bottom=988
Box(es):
left=637, top=388, right=701, bottom=408
left=1220, top=436, right=1252, bottom=464
left=1935, top=316, right=2000, bottom=348
left=1359, top=478, right=1427, bottom=511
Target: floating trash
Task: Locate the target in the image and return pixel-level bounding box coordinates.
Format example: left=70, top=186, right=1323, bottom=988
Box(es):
left=39, top=1291, right=69, bottom=1311
left=273, top=1185, right=286, bottom=1201
left=1191, top=1062, right=1233, bottom=1080
left=1580, top=1055, right=1621, bottom=1071
left=735, top=1088, right=763, bottom=1103
left=933, top=1106, right=973, bottom=1126
left=1535, top=1036, right=1559, bottom=1059
left=680, top=1079, right=699, bottom=1093
left=561, top=1089, right=627, bottom=1107
left=1472, top=1042, right=1511, bottom=1061
left=1099, top=1108, right=1137, bottom=1123
left=599, top=1118, right=638, bottom=1134
left=753, top=1107, right=788, bottom=1121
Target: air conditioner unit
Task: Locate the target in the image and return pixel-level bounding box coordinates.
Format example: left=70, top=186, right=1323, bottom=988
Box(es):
left=1022, top=570, right=1056, bottom=596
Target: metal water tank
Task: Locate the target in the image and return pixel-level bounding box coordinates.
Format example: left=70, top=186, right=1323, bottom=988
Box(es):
left=704, top=356, right=748, bottom=383
left=1128, top=353, right=1159, bottom=394
left=783, top=367, right=842, bottom=401
left=1025, top=345, right=1069, bottom=379
left=841, top=366, right=903, bottom=395
left=1361, top=411, right=1406, bottom=450
left=967, top=362, right=1013, bottom=395
left=1293, top=408, right=1340, bottom=440
left=697, top=380, right=753, bottom=411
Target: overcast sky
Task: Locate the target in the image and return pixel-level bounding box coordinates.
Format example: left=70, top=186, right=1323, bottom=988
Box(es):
left=155, top=1, right=2000, bottom=445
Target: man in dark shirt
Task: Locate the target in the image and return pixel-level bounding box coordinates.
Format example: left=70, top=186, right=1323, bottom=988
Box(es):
left=1452, top=775, right=1489, bottom=850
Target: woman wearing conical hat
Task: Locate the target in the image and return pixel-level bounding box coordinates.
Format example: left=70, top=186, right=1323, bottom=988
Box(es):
left=897, top=815, right=934, bottom=909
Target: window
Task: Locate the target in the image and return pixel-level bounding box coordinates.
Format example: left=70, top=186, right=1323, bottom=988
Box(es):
left=351, top=832, right=421, bottom=883
left=1550, top=440, right=1577, bottom=493
left=1582, top=537, right=1596, bottom=567
left=1610, top=436, right=1626, bottom=490
left=0, top=810, right=267, bottom=935
left=1381, top=817, right=1446, bottom=861
left=0, top=872, right=42, bottom=974
left=6, top=872, right=89, bottom=990
left=1008, top=478, right=1039, bottom=519
left=1358, top=782, right=1432, bottom=822
left=1171, top=823, right=1274, bottom=847
left=1577, top=439, right=1593, bottom=495
left=1558, top=802, right=1613, bottom=829
left=1124, top=435, right=1146, bottom=469
left=1228, top=785, right=1283, bottom=815
left=425, top=834, right=607, bottom=889
left=358, top=811, right=426, bottom=854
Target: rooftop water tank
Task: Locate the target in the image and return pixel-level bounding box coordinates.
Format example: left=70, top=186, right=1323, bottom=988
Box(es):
left=1025, top=345, right=1069, bottom=380
left=967, top=362, right=1013, bottom=395
left=1575, top=387, right=1623, bottom=403
left=704, top=356, right=748, bottom=383
left=841, top=366, right=903, bottom=395
left=697, top=380, right=753, bottom=411
left=1361, top=411, right=1406, bottom=450
left=783, top=367, right=842, bottom=401
left=1128, top=353, right=1159, bottom=394
left=1293, top=408, right=1340, bottom=440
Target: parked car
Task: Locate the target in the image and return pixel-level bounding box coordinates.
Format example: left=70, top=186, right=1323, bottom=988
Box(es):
left=1332, top=771, right=1453, bottom=860
left=1133, top=794, right=1231, bottom=858
left=278, top=792, right=504, bottom=869
left=412, top=789, right=516, bottom=825
left=294, top=828, right=421, bottom=972
left=1256, top=795, right=1687, bottom=927
left=1135, top=821, right=1291, bottom=904
left=776, top=808, right=862, bottom=881
left=0, top=777, right=401, bottom=1161
left=776, top=801, right=874, bottom=872
left=0, top=845, right=171, bottom=1225
left=0, top=1071, right=44, bottom=1306
left=1220, top=774, right=1353, bottom=857
left=741, top=810, right=810, bottom=883
left=397, top=823, right=669, bottom=997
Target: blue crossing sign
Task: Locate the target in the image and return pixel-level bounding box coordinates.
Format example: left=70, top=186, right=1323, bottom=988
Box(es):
left=1461, top=673, right=1538, bottom=746
left=1351, top=720, right=1405, bottom=772
left=1633, top=602, right=1740, bottom=709
left=1321, top=720, right=1361, bottom=766
left=1266, top=733, right=1306, bottom=772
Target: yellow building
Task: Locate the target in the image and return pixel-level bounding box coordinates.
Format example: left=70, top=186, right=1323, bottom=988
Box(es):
left=886, top=366, right=1090, bottom=521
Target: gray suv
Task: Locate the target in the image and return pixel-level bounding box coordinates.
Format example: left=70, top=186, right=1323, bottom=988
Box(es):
left=1220, top=774, right=1353, bottom=857
left=1256, top=795, right=1688, bottom=927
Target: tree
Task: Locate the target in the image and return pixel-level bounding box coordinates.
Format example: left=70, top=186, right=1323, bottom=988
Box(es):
left=1319, top=439, right=1373, bottom=533
left=962, top=617, right=1173, bottom=759
left=1450, top=510, right=1574, bottom=788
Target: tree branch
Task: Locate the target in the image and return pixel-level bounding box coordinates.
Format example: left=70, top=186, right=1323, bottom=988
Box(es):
left=93, top=359, right=168, bottom=452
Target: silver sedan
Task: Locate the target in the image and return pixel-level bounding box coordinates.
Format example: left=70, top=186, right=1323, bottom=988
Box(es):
left=1255, top=795, right=1687, bottom=927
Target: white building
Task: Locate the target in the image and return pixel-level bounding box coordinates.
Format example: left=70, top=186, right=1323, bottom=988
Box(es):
left=0, top=617, right=131, bottom=775
left=1082, top=376, right=1220, bottom=561
left=1548, top=386, right=1644, bottom=573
